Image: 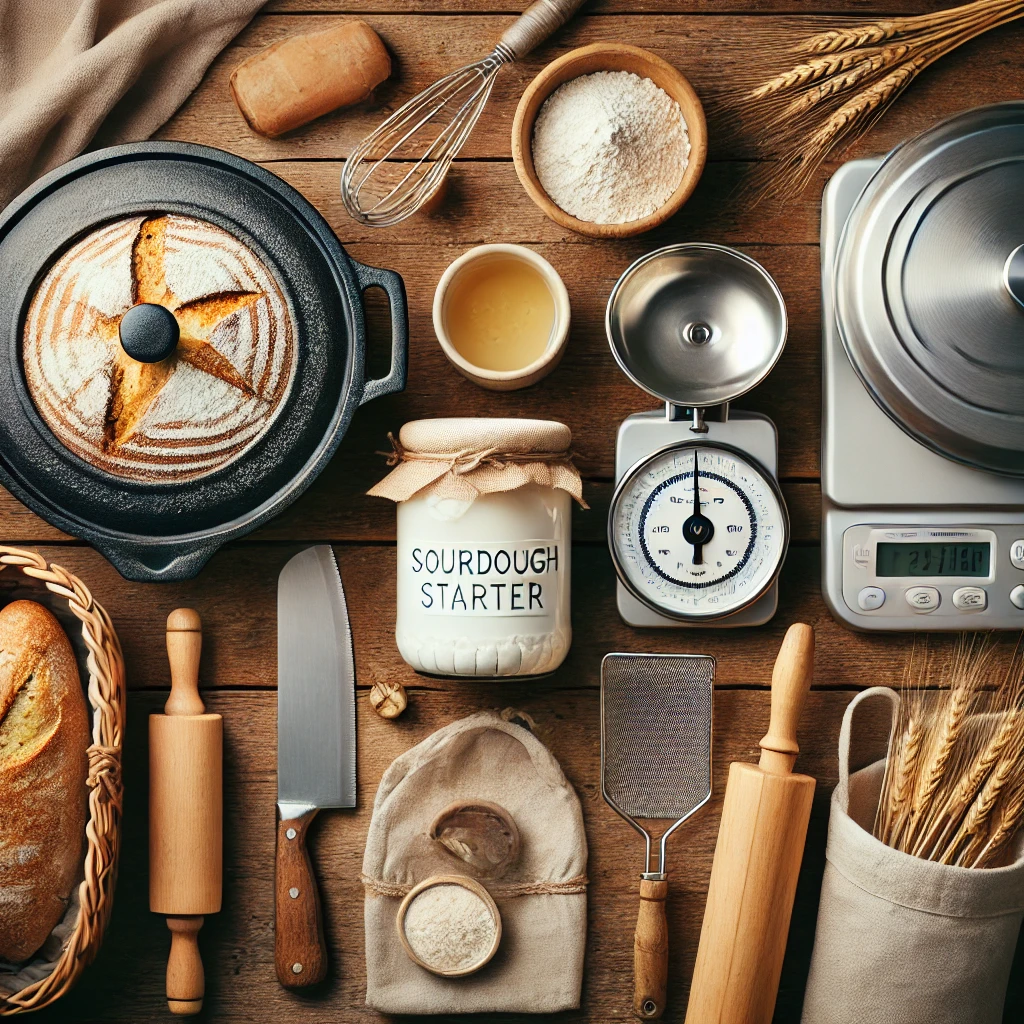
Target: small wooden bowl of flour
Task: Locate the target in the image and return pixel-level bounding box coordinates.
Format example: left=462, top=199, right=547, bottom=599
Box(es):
left=512, top=43, right=707, bottom=239
left=396, top=875, right=502, bottom=977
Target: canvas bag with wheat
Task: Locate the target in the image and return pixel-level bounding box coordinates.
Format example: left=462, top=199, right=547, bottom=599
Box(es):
left=801, top=686, right=1024, bottom=1024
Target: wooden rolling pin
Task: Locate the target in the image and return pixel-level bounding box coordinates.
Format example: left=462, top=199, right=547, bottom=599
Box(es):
left=150, top=610, right=223, bottom=1015
left=684, top=623, right=816, bottom=1024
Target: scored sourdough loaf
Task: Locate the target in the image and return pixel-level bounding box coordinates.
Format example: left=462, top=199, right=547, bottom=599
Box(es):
left=0, top=600, right=89, bottom=964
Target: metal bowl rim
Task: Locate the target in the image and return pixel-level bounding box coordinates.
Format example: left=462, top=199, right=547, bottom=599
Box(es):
left=605, top=242, right=788, bottom=408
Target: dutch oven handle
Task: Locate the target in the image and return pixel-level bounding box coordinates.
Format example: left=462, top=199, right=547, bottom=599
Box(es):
left=351, top=260, right=409, bottom=406
left=98, top=540, right=222, bottom=583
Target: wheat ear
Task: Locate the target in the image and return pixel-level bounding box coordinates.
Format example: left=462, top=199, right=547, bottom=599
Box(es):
left=911, top=709, right=1020, bottom=859
left=943, top=737, right=1024, bottom=864
left=748, top=50, right=881, bottom=100
left=902, top=678, right=977, bottom=852
left=757, top=60, right=923, bottom=202
left=796, top=21, right=903, bottom=54
left=971, top=782, right=1024, bottom=866
left=766, top=48, right=910, bottom=129
left=888, top=713, right=926, bottom=845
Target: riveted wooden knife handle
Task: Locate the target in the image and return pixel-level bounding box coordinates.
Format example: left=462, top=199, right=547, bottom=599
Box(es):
left=634, top=878, right=669, bottom=1019
left=275, top=810, right=327, bottom=987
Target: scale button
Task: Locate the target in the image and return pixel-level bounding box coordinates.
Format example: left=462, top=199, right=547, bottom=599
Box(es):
left=1011, top=585, right=1024, bottom=610
left=1011, top=541, right=1024, bottom=570
left=905, top=586, right=940, bottom=612
left=952, top=587, right=987, bottom=611
left=857, top=586, right=885, bottom=611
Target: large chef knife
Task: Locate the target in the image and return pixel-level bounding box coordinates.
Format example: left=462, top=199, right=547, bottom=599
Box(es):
left=276, top=545, right=357, bottom=987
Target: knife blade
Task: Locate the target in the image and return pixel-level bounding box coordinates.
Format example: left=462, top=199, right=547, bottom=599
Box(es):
left=276, top=545, right=356, bottom=987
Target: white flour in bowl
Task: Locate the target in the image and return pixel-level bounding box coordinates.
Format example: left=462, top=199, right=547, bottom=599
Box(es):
left=531, top=70, right=690, bottom=225
left=402, top=883, right=498, bottom=974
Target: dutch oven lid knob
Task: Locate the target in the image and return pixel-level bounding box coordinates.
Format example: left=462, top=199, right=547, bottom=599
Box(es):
left=119, top=302, right=179, bottom=363
left=1005, top=244, right=1024, bottom=311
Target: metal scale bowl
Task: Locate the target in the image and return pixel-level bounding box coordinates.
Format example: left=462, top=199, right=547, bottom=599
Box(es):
left=606, top=243, right=790, bottom=627
left=823, top=102, right=1024, bottom=631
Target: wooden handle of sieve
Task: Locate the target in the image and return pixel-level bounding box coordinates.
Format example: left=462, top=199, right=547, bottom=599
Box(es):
left=498, top=0, right=589, bottom=60
left=633, top=878, right=669, bottom=1019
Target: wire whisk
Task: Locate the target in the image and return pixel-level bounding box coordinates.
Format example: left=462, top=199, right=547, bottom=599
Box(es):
left=341, top=0, right=587, bottom=228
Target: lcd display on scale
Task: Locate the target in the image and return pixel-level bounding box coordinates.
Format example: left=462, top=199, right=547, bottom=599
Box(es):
left=875, top=542, right=990, bottom=577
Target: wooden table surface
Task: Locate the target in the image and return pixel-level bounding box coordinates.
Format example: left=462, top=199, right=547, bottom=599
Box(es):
left=6, top=1, right=1024, bottom=1021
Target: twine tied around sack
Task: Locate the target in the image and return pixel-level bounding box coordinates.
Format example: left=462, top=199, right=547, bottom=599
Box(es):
left=361, top=873, right=589, bottom=899
left=368, top=432, right=588, bottom=508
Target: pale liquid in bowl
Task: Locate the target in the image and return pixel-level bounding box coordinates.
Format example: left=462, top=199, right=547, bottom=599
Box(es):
left=444, top=255, right=555, bottom=372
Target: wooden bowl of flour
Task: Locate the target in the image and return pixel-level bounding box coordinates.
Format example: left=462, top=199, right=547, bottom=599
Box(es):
left=512, top=43, right=707, bottom=239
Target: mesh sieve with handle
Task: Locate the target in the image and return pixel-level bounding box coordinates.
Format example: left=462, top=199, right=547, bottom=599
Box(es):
left=601, top=653, right=714, bottom=1020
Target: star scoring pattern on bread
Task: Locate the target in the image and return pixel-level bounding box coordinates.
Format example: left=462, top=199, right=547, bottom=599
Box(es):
left=86, top=215, right=264, bottom=449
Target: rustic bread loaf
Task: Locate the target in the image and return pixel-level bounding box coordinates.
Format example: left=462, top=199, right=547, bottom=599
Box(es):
left=0, top=600, right=89, bottom=963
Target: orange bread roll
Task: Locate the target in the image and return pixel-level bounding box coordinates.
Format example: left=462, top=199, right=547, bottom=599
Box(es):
left=230, top=20, right=391, bottom=138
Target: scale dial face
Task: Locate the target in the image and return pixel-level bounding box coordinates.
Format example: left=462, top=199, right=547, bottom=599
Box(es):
left=610, top=442, right=789, bottom=620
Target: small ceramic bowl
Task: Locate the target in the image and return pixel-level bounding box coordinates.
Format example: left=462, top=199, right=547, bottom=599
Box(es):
left=433, top=243, right=570, bottom=391
left=396, top=875, right=502, bottom=978
left=511, top=43, right=707, bottom=239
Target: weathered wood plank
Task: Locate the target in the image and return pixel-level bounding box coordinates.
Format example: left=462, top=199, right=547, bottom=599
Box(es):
left=273, top=159, right=822, bottom=246
left=0, top=478, right=821, bottom=547
left=18, top=687, right=891, bottom=1024
left=3, top=543, right=997, bottom=697
left=158, top=14, right=1024, bottom=162
left=267, top=0, right=954, bottom=12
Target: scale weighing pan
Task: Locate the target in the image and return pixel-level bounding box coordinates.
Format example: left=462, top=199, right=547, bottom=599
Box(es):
left=606, top=244, right=790, bottom=628
left=606, top=242, right=787, bottom=414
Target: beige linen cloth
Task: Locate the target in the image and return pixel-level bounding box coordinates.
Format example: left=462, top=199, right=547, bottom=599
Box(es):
left=363, top=712, right=588, bottom=1013
left=0, top=0, right=265, bottom=209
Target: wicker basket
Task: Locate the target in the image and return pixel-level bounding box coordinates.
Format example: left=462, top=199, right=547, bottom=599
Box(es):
left=0, top=547, right=125, bottom=1014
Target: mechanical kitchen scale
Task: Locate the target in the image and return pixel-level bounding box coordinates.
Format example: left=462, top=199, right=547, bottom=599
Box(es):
left=606, top=243, right=791, bottom=628
left=823, top=102, right=1024, bottom=631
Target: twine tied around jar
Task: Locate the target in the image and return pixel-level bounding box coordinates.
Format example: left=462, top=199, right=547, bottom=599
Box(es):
left=368, top=427, right=588, bottom=508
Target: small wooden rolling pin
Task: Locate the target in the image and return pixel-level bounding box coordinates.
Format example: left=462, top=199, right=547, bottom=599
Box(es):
left=149, top=610, right=223, bottom=1015
left=684, top=622, right=816, bottom=1024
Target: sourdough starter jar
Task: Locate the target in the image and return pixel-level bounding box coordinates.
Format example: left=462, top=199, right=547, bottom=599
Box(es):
left=369, top=418, right=584, bottom=677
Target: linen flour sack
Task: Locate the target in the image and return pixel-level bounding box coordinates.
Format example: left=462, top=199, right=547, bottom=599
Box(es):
left=802, top=687, right=1024, bottom=1024
left=362, top=711, right=588, bottom=1013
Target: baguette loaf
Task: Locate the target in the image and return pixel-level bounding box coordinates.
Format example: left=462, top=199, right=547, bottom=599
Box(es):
left=0, top=600, right=89, bottom=963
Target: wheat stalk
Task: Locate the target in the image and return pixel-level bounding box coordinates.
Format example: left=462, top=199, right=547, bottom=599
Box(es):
left=869, top=634, right=1024, bottom=868
left=739, top=0, right=1024, bottom=203
left=943, top=725, right=1024, bottom=862
left=759, top=60, right=924, bottom=203
left=749, top=50, right=881, bottom=100
left=911, top=709, right=1019, bottom=858
left=972, top=782, right=1024, bottom=866
left=881, top=710, right=925, bottom=847
left=766, top=48, right=910, bottom=130
left=797, top=21, right=903, bottom=54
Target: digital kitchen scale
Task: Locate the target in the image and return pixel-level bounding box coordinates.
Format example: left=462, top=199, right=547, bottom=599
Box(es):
left=823, top=103, right=1024, bottom=630
left=607, top=244, right=790, bottom=628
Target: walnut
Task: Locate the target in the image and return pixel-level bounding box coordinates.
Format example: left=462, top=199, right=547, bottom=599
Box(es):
left=369, top=679, right=408, bottom=719
left=429, top=801, right=521, bottom=879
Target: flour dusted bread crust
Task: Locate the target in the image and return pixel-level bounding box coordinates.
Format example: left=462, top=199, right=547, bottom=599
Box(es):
left=22, top=213, right=296, bottom=481
left=0, top=600, right=89, bottom=963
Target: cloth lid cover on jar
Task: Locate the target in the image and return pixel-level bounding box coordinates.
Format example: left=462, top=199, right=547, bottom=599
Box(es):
left=368, top=417, right=586, bottom=506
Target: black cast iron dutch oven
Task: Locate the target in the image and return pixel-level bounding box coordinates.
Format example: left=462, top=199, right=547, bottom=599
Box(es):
left=0, top=142, right=408, bottom=581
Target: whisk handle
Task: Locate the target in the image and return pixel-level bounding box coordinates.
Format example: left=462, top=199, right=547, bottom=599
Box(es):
left=498, top=0, right=589, bottom=60
left=634, top=878, right=669, bottom=1019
